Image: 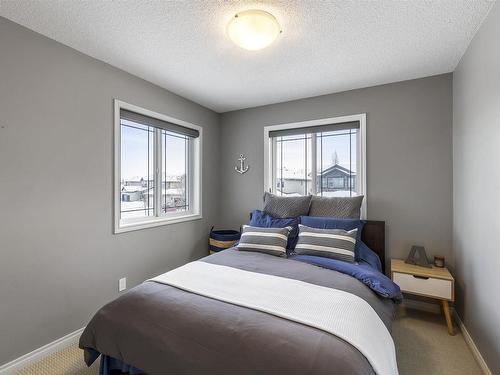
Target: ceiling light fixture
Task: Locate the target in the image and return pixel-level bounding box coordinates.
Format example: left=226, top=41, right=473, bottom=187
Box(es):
left=227, top=10, right=282, bottom=51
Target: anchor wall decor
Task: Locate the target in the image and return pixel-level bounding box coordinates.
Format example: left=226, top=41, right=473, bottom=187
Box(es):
left=234, top=154, right=249, bottom=174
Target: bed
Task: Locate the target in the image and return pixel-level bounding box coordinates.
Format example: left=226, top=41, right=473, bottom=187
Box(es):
left=80, top=220, right=401, bottom=375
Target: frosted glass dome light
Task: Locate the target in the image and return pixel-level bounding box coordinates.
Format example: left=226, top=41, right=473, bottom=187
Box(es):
left=227, top=10, right=282, bottom=51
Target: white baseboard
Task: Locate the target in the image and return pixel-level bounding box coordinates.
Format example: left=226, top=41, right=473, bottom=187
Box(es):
left=0, top=327, right=85, bottom=375
left=452, top=311, right=492, bottom=375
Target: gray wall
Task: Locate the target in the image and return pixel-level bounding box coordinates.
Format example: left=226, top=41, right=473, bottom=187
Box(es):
left=453, top=2, right=500, bottom=373
left=0, top=17, right=220, bottom=364
left=219, top=74, right=453, bottom=268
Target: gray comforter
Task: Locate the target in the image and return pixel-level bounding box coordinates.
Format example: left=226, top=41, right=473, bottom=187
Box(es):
left=80, top=249, right=396, bottom=375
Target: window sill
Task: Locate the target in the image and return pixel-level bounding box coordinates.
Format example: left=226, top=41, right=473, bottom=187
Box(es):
left=115, top=213, right=202, bottom=234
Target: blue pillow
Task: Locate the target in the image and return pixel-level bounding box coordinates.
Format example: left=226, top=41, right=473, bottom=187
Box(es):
left=299, top=216, right=364, bottom=258
left=249, top=210, right=299, bottom=250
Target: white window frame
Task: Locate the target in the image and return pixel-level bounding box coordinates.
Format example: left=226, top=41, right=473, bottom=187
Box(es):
left=263, top=113, right=367, bottom=219
left=114, top=99, right=202, bottom=233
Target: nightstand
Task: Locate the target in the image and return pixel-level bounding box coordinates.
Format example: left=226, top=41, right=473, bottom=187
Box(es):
left=390, top=259, right=455, bottom=335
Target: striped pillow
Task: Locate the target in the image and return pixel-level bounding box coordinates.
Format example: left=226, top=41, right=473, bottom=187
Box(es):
left=294, top=224, right=358, bottom=262
left=237, top=225, right=292, bottom=257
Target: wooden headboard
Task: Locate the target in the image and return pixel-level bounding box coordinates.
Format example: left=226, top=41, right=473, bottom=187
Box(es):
left=361, top=220, right=386, bottom=273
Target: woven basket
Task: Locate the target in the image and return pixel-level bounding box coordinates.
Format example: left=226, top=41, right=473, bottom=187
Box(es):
left=209, top=227, right=241, bottom=254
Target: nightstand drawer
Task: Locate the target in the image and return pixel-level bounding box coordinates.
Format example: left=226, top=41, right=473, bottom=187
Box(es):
left=393, top=272, right=452, bottom=300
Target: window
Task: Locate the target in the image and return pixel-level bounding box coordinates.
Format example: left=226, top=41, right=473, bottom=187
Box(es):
left=114, top=100, right=201, bottom=233
left=265, top=114, right=366, bottom=217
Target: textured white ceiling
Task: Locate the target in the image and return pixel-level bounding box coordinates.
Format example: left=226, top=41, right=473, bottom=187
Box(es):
left=0, top=0, right=494, bottom=112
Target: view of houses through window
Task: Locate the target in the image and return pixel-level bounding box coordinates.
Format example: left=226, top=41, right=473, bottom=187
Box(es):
left=120, top=120, right=189, bottom=220
left=317, top=129, right=357, bottom=196
left=273, top=128, right=359, bottom=197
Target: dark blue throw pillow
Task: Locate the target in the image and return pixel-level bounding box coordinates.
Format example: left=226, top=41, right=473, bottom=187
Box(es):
left=298, top=216, right=365, bottom=258
left=249, top=210, right=299, bottom=250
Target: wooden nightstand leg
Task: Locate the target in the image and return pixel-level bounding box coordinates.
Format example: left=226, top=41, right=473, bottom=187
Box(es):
left=441, top=300, right=455, bottom=335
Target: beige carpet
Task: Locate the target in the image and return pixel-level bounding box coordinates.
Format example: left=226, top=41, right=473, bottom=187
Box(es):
left=14, top=344, right=98, bottom=375
left=393, top=307, right=482, bottom=375
left=15, top=307, right=483, bottom=375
